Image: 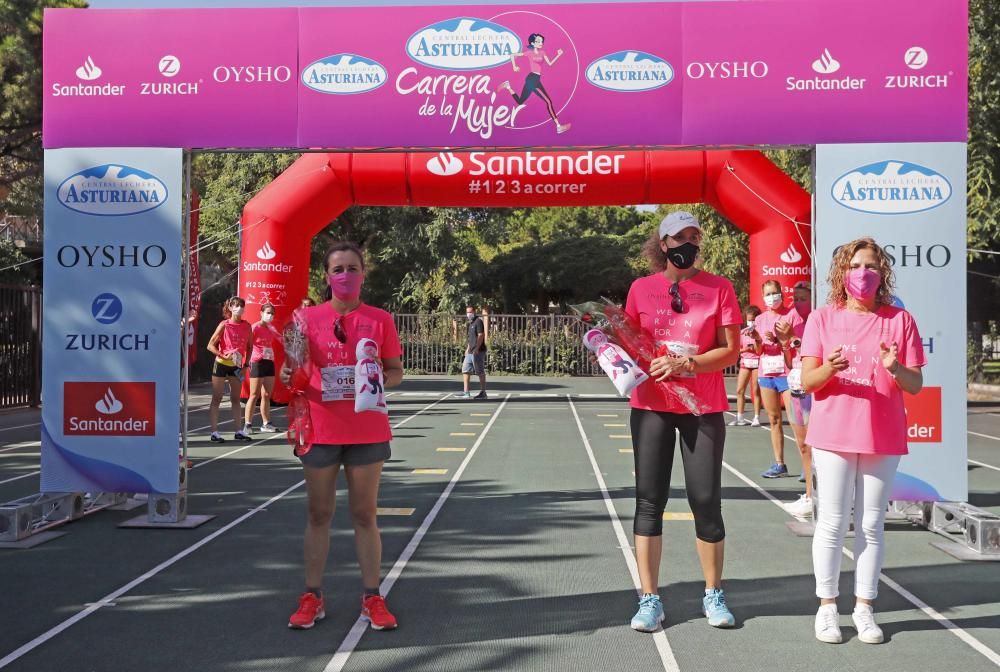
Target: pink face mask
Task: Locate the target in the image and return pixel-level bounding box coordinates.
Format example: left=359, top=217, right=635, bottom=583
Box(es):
left=845, top=267, right=880, bottom=300
left=328, top=271, right=363, bottom=301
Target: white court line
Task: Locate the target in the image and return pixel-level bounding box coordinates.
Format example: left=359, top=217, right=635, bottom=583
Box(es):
left=968, top=459, right=1000, bottom=474
left=324, top=393, right=507, bottom=672
left=0, top=395, right=450, bottom=670
left=567, top=395, right=679, bottom=672
left=0, top=422, right=41, bottom=434
left=0, top=441, right=40, bottom=454
left=718, top=447, right=1000, bottom=668
left=0, top=480, right=306, bottom=670
left=969, top=430, right=1000, bottom=442
left=0, top=471, right=39, bottom=486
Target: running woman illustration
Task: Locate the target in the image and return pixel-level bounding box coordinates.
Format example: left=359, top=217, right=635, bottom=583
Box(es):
left=498, top=33, right=571, bottom=134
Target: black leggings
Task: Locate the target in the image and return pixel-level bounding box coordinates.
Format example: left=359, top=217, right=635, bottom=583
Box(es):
left=631, top=409, right=726, bottom=542
left=510, top=72, right=558, bottom=123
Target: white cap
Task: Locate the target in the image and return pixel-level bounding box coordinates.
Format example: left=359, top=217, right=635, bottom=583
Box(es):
left=658, top=210, right=701, bottom=239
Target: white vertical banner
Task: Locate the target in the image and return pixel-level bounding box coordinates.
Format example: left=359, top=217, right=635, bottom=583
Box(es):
left=815, top=143, right=967, bottom=502
left=42, top=148, right=182, bottom=494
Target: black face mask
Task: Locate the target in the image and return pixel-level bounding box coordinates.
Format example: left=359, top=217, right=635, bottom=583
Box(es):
left=665, top=242, right=699, bottom=270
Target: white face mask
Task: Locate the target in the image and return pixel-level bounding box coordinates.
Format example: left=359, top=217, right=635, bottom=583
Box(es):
left=467, top=313, right=475, bottom=321
left=764, top=294, right=782, bottom=309
left=746, top=319, right=754, bottom=328
left=261, top=313, right=273, bottom=323
left=231, top=306, right=244, bottom=316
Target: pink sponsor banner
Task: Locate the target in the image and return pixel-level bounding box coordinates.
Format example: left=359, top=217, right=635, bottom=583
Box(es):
left=681, top=0, right=968, bottom=145
left=42, top=8, right=299, bottom=148
left=296, top=5, right=683, bottom=148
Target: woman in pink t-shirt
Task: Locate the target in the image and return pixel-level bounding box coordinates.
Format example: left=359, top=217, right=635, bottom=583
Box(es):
left=498, top=32, right=571, bottom=134
left=242, top=302, right=281, bottom=436
left=279, top=242, right=404, bottom=633
left=206, top=296, right=253, bottom=443
left=801, top=237, right=926, bottom=645
left=730, top=304, right=763, bottom=427
left=754, top=280, right=805, bottom=481
left=624, top=211, right=742, bottom=633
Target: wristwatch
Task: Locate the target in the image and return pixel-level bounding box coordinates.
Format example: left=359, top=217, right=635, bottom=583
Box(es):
left=686, top=356, right=696, bottom=373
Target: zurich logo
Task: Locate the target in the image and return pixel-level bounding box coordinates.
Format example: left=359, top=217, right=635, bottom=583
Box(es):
left=256, top=241, right=277, bottom=260
left=407, top=18, right=521, bottom=70
left=779, top=244, right=803, bottom=264
left=95, top=388, right=123, bottom=415
left=92, top=293, right=123, bottom=325
left=158, top=55, right=181, bottom=78
left=832, top=161, right=953, bottom=215
left=426, top=152, right=464, bottom=176
left=586, top=51, right=674, bottom=92
left=302, top=54, right=387, bottom=95
left=57, top=164, right=168, bottom=217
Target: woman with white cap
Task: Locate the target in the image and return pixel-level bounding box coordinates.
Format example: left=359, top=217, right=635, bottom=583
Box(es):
left=625, top=210, right=742, bottom=632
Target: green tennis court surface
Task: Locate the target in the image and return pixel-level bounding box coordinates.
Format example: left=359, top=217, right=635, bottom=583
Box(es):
left=1, top=376, right=998, bottom=672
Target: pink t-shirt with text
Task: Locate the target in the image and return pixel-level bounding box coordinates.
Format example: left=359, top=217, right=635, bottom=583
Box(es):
left=739, top=330, right=760, bottom=368
left=801, top=304, right=926, bottom=456
left=753, top=306, right=803, bottom=377
left=625, top=271, right=741, bottom=414
left=300, top=302, right=403, bottom=445
left=250, top=322, right=280, bottom=363
left=218, top=319, right=252, bottom=361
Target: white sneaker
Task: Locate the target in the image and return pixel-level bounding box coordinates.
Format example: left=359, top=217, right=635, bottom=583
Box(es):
left=260, top=423, right=278, bottom=433
left=727, top=417, right=744, bottom=426
left=784, top=494, right=814, bottom=519
left=852, top=604, right=884, bottom=644
left=750, top=416, right=761, bottom=427
left=815, top=604, right=843, bottom=644
left=241, top=424, right=253, bottom=436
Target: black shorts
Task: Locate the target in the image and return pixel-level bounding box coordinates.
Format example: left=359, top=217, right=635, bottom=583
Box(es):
left=250, top=359, right=275, bottom=378
left=212, top=360, right=241, bottom=378
left=298, top=441, right=391, bottom=469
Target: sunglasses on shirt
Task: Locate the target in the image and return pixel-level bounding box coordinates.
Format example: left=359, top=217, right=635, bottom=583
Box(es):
left=669, top=282, right=686, bottom=314
left=333, top=316, right=346, bottom=344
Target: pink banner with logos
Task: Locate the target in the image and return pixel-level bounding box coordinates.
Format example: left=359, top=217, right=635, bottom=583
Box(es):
left=42, top=1, right=967, bottom=149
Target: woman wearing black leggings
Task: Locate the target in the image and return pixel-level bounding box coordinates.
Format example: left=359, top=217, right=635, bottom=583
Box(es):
left=626, top=211, right=741, bottom=632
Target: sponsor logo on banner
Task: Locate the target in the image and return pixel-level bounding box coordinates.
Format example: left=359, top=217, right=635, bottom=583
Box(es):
left=406, top=18, right=521, bottom=70
left=779, top=244, right=803, bottom=264
left=142, top=55, right=201, bottom=96
left=76, top=56, right=103, bottom=81
left=787, top=49, right=866, bottom=92
left=882, top=243, right=952, bottom=268
left=91, top=292, right=123, bottom=325
left=685, top=61, right=768, bottom=80
left=63, top=382, right=156, bottom=436
left=212, top=65, right=293, bottom=84
left=885, top=47, right=951, bottom=90
left=904, top=386, right=942, bottom=442
left=67, top=292, right=152, bottom=352
left=52, top=56, right=126, bottom=97
left=57, top=244, right=167, bottom=268
left=57, top=164, right=168, bottom=216
left=427, top=152, right=464, bottom=176
left=586, top=51, right=673, bottom=92
left=256, top=241, right=277, bottom=260
left=831, top=160, right=952, bottom=214
left=302, top=54, right=387, bottom=94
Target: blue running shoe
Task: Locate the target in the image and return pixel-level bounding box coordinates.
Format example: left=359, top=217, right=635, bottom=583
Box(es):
left=761, top=463, right=789, bottom=478
left=630, top=594, right=664, bottom=632
left=703, top=588, right=736, bottom=628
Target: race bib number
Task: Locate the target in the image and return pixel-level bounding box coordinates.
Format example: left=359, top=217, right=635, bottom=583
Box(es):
left=787, top=367, right=803, bottom=392
left=663, top=341, right=698, bottom=379
left=760, top=354, right=785, bottom=377
left=261, top=347, right=274, bottom=361
left=321, top=365, right=355, bottom=401
left=742, top=356, right=760, bottom=369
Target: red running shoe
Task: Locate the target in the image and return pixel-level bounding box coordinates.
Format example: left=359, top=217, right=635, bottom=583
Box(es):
left=288, top=592, right=325, bottom=629
left=361, top=594, right=398, bottom=630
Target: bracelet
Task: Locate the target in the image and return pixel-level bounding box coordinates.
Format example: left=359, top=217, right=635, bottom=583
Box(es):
left=889, top=361, right=900, bottom=375
left=686, top=356, right=696, bottom=373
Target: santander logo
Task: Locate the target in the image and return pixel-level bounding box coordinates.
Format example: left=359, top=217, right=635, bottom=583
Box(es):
left=95, top=388, right=123, bottom=415
left=811, top=49, right=841, bottom=75
left=256, top=241, right=277, bottom=260
left=76, top=56, right=103, bottom=81
left=779, top=244, right=803, bottom=264
left=426, top=152, right=464, bottom=176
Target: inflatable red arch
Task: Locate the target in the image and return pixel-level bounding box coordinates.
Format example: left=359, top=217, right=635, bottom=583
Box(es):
left=238, top=149, right=810, bottom=401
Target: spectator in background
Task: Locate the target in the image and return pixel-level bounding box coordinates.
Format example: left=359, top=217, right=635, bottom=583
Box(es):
left=458, top=305, right=488, bottom=400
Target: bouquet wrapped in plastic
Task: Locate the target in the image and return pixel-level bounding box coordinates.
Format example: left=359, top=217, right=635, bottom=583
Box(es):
left=571, top=299, right=712, bottom=415
left=583, top=329, right=647, bottom=396
left=283, top=310, right=314, bottom=456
